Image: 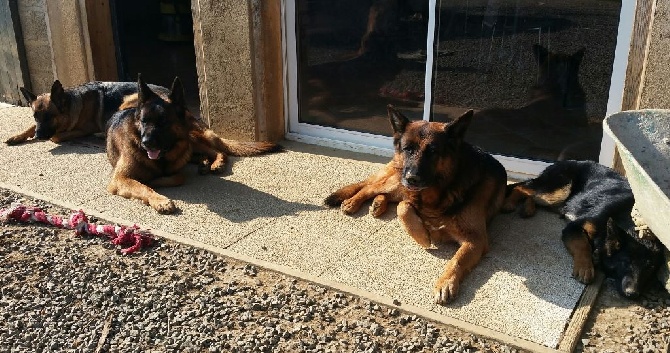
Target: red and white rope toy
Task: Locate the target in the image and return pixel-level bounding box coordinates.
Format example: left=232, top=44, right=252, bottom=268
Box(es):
left=0, top=203, right=154, bottom=254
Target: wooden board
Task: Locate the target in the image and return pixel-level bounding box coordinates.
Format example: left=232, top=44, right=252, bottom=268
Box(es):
left=615, top=0, right=657, bottom=174
left=557, top=273, right=605, bottom=352
left=0, top=0, right=30, bottom=105
left=85, top=0, right=118, bottom=81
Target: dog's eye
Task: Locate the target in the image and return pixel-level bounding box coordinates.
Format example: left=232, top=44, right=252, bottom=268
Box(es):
left=140, top=114, right=151, bottom=123
left=402, top=144, right=414, bottom=152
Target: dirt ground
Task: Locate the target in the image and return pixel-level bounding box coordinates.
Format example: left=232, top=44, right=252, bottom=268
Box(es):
left=575, top=280, right=670, bottom=353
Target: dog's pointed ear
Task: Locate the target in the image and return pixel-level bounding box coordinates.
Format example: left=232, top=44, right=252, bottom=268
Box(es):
left=137, top=73, right=157, bottom=104
left=168, top=76, right=186, bottom=108
left=532, top=44, right=549, bottom=65
left=445, top=109, right=473, bottom=139
left=19, top=87, right=37, bottom=105
left=605, top=217, right=625, bottom=250
left=50, top=80, right=64, bottom=96
left=387, top=104, right=409, bottom=134
left=50, top=80, right=67, bottom=112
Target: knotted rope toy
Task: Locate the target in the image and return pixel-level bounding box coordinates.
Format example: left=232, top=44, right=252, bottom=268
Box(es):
left=0, top=203, right=154, bottom=254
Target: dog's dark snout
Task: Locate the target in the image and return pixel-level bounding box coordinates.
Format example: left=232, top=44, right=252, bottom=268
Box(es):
left=34, top=128, right=53, bottom=140
left=620, top=275, right=640, bottom=299
left=405, top=172, right=421, bottom=186
left=141, top=135, right=154, bottom=148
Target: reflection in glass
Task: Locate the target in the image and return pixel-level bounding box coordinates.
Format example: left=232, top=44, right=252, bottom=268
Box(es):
left=295, top=0, right=430, bottom=136
left=293, top=1, right=621, bottom=162
left=430, top=0, right=621, bottom=161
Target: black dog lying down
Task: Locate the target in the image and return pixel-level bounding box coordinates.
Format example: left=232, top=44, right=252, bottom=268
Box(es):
left=503, top=160, right=664, bottom=298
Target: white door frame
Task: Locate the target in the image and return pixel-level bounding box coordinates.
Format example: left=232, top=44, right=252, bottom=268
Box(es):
left=600, top=0, right=637, bottom=167
left=281, top=0, right=395, bottom=157
left=281, top=0, right=634, bottom=177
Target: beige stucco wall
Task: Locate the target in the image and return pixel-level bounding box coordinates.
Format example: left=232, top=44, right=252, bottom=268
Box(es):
left=192, top=0, right=256, bottom=141
left=18, top=0, right=272, bottom=142
left=639, top=0, right=670, bottom=109
left=16, top=0, right=54, bottom=95
left=45, top=0, right=93, bottom=87
left=17, top=0, right=92, bottom=94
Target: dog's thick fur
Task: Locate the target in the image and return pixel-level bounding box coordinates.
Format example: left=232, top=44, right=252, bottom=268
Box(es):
left=503, top=160, right=664, bottom=298
left=6, top=80, right=169, bottom=145
left=106, top=75, right=281, bottom=214
left=325, top=105, right=507, bottom=304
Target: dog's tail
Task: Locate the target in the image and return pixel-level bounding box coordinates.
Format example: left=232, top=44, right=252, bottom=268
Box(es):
left=324, top=182, right=366, bottom=208
left=505, top=181, right=525, bottom=197
left=501, top=181, right=535, bottom=215
left=217, top=139, right=283, bottom=157
left=202, top=129, right=283, bottom=156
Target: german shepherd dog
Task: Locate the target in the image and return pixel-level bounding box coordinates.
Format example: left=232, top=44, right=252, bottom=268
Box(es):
left=503, top=160, right=664, bottom=298
left=326, top=105, right=507, bottom=304
left=106, top=75, right=281, bottom=214
left=6, top=80, right=168, bottom=145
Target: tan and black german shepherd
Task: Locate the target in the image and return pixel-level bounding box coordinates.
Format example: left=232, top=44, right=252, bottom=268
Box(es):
left=326, top=105, right=507, bottom=304
left=6, top=80, right=169, bottom=145
left=502, top=160, right=664, bottom=298
left=106, top=75, right=281, bottom=214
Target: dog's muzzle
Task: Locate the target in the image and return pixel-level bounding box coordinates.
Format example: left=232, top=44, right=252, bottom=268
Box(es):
left=141, top=137, right=162, bottom=160
left=402, top=172, right=426, bottom=191
left=34, top=129, right=55, bottom=140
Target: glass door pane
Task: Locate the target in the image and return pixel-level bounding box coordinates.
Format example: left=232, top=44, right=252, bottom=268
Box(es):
left=430, top=0, right=621, bottom=162
left=294, top=0, right=432, bottom=136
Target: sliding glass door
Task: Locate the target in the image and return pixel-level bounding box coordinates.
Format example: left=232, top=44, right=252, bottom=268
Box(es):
left=284, top=0, right=631, bottom=174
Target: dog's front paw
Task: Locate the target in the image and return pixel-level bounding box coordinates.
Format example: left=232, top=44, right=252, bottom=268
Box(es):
left=500, top=200, right=517, bottom=213
left=408, top=232, right=434, bottom=249
left=519, top=198, right=536, bottom=218
left=340, top=198, right=361, bottom=215
left=209, top=159, right=226, bottom=174
left=572, top=258, right=595, bottom=284
left=150, top=196, right=176, bottom=214
left=369, top=195, right=388, bottom=217
left=434, top=276, right=460, bottom=305
left=5, top=135, right=26, bottom=145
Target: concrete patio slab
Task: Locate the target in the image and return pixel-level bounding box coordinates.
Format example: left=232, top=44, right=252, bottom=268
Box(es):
left=0, top=106, right=591, bottom=350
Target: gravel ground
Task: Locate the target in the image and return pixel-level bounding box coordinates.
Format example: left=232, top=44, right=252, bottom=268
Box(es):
left=0, top=188, right=669, bottom=353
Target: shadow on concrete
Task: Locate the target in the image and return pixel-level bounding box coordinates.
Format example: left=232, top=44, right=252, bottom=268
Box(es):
left=160, top=174, right=322, bottom=223
left=49, top=143, right=106, bottom=156
left=282, top=141, right=391, bottom=164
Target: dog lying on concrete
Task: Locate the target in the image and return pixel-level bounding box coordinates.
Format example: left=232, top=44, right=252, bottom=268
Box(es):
left=6, top=80, right=168, bottom=145
left=503, top=160, right=664, bottom=298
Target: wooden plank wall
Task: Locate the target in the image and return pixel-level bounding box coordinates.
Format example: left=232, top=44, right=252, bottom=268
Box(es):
left=622, top=0, right=657, bottom=111
left=614, top=0, right=657, bottom=173
left=0, top=0, right=30, bottom=105
left=85, top=0, right=118, bottom=81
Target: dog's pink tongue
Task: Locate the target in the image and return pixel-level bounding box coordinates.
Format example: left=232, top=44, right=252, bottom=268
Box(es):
left=147, top=149, right=161, bottom=160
